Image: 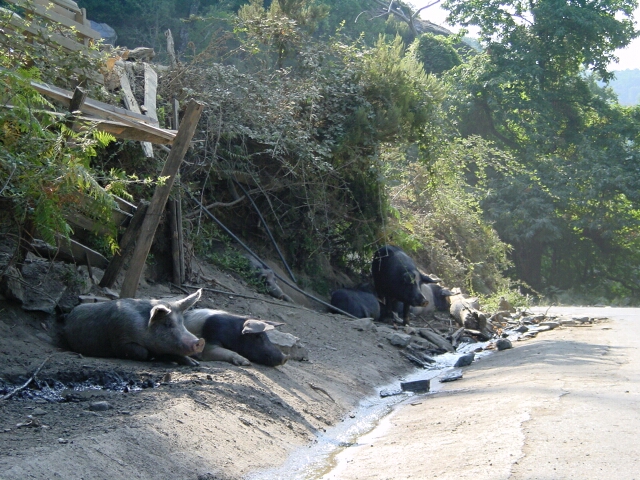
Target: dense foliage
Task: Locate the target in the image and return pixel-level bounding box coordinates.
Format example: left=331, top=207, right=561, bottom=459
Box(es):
left=4, top=0, right=640, bottom=304
left=0, top=5, right=118, bottom=258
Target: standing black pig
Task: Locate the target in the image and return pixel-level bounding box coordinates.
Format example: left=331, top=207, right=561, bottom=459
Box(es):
left=330, top=284, right=380, bottom=321
left=372, top=245, right=435, bottom=325
left=394, top=283, right=454, bottom=317
left=61, top=289, right=205, bottom=366
left=183, top=309, right=289, bottom=367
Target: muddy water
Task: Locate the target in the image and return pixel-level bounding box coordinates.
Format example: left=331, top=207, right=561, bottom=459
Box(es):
left=246, top=341, right=492, bottom=480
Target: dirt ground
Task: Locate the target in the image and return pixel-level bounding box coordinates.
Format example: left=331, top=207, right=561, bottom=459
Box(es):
left=0, top=255, right=422, bottom=480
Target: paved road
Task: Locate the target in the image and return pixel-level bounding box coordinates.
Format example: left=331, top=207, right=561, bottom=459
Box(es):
left=321, top=307, right=640, bottom=480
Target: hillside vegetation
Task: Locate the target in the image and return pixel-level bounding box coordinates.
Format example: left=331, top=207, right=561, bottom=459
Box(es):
left=2, top=0, right=640, bottom=305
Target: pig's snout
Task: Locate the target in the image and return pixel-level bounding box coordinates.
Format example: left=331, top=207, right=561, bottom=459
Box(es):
left=180, top=336, right=205, bottom=356
left=281, top=354, right=290, bottom=366
left=192, top=338, right=205, bottom=354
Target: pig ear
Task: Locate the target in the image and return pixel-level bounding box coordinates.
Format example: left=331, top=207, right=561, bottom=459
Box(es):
left=263, top=320, right=285, bottom=328
left=242, top=319, right=275, bottom=334
left=149, top=305, right=171, bottom=326
left=174, top=289, right=202, bottom=312
left=420, top=273, right=440, bottom=284
left=441, top=289, right=454, bottom=296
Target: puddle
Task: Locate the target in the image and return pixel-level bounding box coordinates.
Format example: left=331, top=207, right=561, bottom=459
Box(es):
left=247, top=340, right=495, bottom=480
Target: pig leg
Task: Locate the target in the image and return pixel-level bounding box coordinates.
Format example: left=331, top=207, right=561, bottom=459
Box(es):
left=402, top=302, right=412, bottom=326
left=154, top=354, right=200, bottom=367
left=116, top=343, right=151, bottom=361
left=200, top=344, right=251, bottom=366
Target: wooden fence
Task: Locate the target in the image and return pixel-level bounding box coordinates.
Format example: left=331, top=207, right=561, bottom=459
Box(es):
left=3, top=0, right=101, bottom=52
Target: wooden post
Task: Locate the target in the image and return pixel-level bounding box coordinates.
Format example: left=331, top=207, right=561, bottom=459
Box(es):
left=173, top=98, right=180, bottom=130
left=99, top=200, right=149, bottom=289
left=119, top=100, right=203, bottom=298
left=165, top=29, right=177, bottom=68
left=65, top=86, right=87, bottom=130
left=177, top=195, right=185, bottom=281
left=168, top=198, right=184, bottom=285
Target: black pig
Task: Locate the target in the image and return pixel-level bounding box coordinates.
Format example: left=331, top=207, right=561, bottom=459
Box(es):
left=372, top=245, right=434, bottom=325
left=395, top=283, right=454, bottom=317
left=61, top=290, right=205, bottom=366
left=183, top=309, right=289, bottom=367
left=330, top=284, right=380, bottom=321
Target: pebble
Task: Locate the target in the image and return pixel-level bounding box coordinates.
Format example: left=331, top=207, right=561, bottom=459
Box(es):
left=31, top=408, right=47, bottom=416
left=89, top=401, right=111, bottom=412
left=496, top=338, right=513, bottom=351
left=454, top=352, right=475, bottom=367
left=57, top=438, right=68, bottom=444
left=439, top=370, right=463, bottom=382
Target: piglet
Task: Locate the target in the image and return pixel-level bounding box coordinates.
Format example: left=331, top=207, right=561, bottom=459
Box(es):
left=184, top=309, right=289, bottom=367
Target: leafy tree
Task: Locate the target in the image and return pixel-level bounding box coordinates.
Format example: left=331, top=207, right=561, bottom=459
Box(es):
left=408, top=32, right=461, bottom=75
left=442, top=0, right=640, bottom=300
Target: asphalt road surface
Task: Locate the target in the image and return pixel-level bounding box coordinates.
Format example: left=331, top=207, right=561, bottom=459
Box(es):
left=321, top=307, right=640, bottom=480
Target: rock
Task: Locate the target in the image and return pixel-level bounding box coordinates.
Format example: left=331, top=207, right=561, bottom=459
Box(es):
left=418, top=329, right=455, bottom=352
left=401, top=379, right=430, bottom=393
left=515, top=325, right=529, bottom=333
left=89, top=20, right=117, bottom=45
left=573, top=316, right=591, bottom=324
left=439, top=370, right=463, bottom=382
left=539, top=321, right=559, bottom=329
left=265, top=330, right=309, bottom=361
left=0, top=266, right=24, bottom=303
left=558, top=317, right=577, bottom=326
left=103, top=288, right=119, bottom=299
left=31, top=408, right=47, bottom=416
left=454, top=352, right=475, bottom=367
left=388, top=332, right=412, bottom=348
left=533, top=325, right=552, bottom=332
left=496, top=338, right=513, bottom=351
left=379, top=388, right=403, bottom=398
left=89, top=401, right=111, bottom=412
left=350, top=318, right=376, bottom=332
left=126, top=47, right=155, bottom=61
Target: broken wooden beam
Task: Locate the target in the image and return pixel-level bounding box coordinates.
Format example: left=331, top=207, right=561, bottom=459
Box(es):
left=119, top=100, right=203, bottom=298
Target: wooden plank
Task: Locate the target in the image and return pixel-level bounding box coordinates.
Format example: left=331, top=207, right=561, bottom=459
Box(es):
left=99, top=200, right=149, bottom=289
left=112, top=195, right=137, bottom=214
left=5, top=0, right=101, bottom=39
left=29, top=81, right=175, bottom=144
left=56, top=235, right=109, bottom=269
left=49, top=0, right=81, bottom=12
left=116, top=65, right=154, bottom=157
left=30, top=80, right=157, bottom=124
left=117, top=65, right=140, bottom=113
left=119, top=100, right=203, bottom=298
left=2, top=103, right=175, bottom=144
left=32, top=0, right=78, bottom=20
left=75, top=117, right=175, bottom=144
left=65, top=211, right=112, bottom=236
left=143, top=63, right=158, bottom=123
left=2, top=11, right=87, bottom=52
